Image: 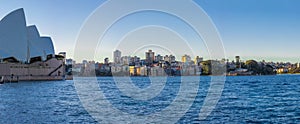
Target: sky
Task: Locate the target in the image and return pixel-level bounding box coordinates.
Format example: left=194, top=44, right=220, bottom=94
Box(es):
left=1, top=0, right=300, bottom=63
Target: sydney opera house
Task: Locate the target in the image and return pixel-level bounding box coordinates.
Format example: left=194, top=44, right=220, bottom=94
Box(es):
left=0, top=8, right=66, bottom=82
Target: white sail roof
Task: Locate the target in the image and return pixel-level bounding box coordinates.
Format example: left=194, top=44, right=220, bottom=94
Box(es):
left=0, top=8, right=27, bottom=62
left=40, top=37, right=55, bottom=57
left=27, top=25, right=44, bottom=59
left=0, top=9, right=56, bottom=62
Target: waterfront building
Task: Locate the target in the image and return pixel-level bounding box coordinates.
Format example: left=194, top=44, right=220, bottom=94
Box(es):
left=181, top=64, right=196, bottom=76
left=84, top=61, right=96, bottom=76
left=227, top=62, right=237, bottom=71
left=145, top=50, right=155, bottom=65
left=140, top=66, right=147, bottom=76
left=72, top=63, right=82, bottom=74
left=113, top=50, right=121, bottom=64
left=129, top=57, right=134, bottom=65
left=135, top=66, right=141, bottom=76
left=277, top=68, right=288, bottom=74
left=140, top=59, right=146, bottom=66
left=129, top=66, right=135, bottom=76
left=111, top=64, right=122, bottom=73
left=155, top=54, right=163, bottom=62
left=130, top=56, right=140, bottom=65
left=164, top=55, right=170, bottom=62
left=170, top=55, right=176, bottom=62
left=150, top=66, right=158, bottom=76
left=122, top=65, right=129, bottom=73
left=164, top=55, right=176, bottom=62
left=121, top=56, right=130, bottom=65
left=182, top=54, right=191, bottom=63
left=128, top=65, right=141, bottom=76
left=195, top=56, right=203, bottom=65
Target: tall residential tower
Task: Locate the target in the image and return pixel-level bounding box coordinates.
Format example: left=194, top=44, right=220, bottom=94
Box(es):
left=145, top=50, right=155, bottom=65
left=113, top=50, right=121, bottom=64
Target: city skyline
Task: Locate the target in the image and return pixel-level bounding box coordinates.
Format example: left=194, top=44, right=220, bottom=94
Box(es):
left=72, top=49, right=299, bottom=65
left=1, top=0, right=300, bottom=63
left=68, top=48, right=299, bottom=77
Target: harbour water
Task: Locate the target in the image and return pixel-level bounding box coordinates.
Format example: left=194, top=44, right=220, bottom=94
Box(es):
left=0, top=75, right=299, bottom=123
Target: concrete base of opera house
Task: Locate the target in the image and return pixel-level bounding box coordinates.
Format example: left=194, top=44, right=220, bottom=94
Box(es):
left=0, top=58, right=69, bottom=83
left=0, top=75, right=66, bottom=82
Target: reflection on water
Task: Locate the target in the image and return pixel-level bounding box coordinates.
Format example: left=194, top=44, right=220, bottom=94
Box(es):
left=0, top=75, right=299, bottom=123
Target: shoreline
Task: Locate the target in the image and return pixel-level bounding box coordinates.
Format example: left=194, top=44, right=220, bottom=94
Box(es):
left=71, top=73, right=300, bottom=78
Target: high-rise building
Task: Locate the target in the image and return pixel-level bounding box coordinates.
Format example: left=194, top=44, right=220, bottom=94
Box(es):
left=132, top=56, right=140, bottom=64
left=145, top=50, right=155, bottom=65
left=235, top=56, right=241, bottom=68
left=113, top=50, right=121, bottom=64
left=169, top=55, right=176, bottom=62
left=155, top=54, right=163, bottom=61
left=235, top=56, right=240, bottom=64
left=182, top=54, right=191, bottom=63
left=164, top=55, right=176, bottom=62
left=129, top=56, right=140, bottom=65
left=121, top=56, right=130, bottom=65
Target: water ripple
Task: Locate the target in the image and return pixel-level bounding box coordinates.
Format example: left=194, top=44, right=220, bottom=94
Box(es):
left=0, top=75, right=299, bottom=123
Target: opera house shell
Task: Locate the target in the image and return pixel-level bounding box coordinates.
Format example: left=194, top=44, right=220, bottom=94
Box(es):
left=0, top=8, right=66, bottom=82
left=0, top=8, right=55, bottom=62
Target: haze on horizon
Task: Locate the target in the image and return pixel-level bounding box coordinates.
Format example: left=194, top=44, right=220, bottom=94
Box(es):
left=1, top=0, right=299, bottom=63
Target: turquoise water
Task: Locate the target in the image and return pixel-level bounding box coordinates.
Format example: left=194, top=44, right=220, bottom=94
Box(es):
left=0, top=75, right=299, bottom=123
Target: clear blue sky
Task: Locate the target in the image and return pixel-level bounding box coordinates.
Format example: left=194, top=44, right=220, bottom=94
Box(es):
left=1, top=0, right=299, bottom=63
